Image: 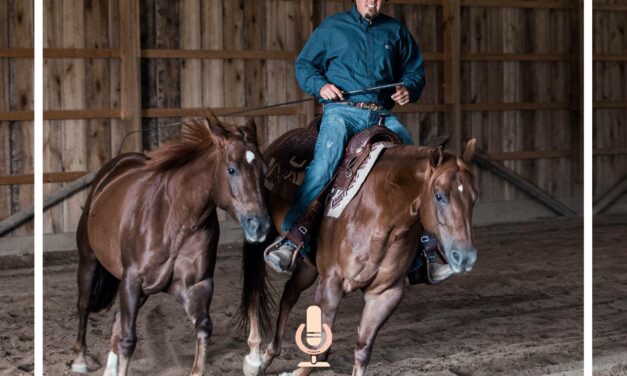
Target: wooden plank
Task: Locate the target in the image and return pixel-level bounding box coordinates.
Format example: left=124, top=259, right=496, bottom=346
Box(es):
left=594, top=148, right=627, bottom=156
left=0, top=0, right=10, bottom=229
left=461, top=0, right=571, bottom=10
left=44, top=48, right=120, bottom=58
left=84, top=0, right=113, bottom=171
left=142, top=106, right=300, bottom=118
left=593, top=54, right=627, bottom=62
left=593, top=175, right=627, bottom=215
left=9, top=0, right=34, bottom=235
left=473, top=150, right=577, bottom=216
left=222, top=0, right=246, bottom=134
left=44, top=109, right=121, bottom=120
left=243, top=0, right=265, bottom=144
left=570, top=0, right=583, bottom=203
left=594, top=4, right=627, bottom=12
left=0, top=171, right=88, bottom=185
left=180, top=0, right=203, bottom=111
left=461, top=101, right=572, bottom=111
left=108, top=0, right=125, bottom=155
left=202, top=0, right=225, bottom=111
left=119, top=0, right=142, bottom=153
left=265, top=0, right=287, bottom=146
left=594, top=101, right=627, bottom=109
left=142, top=48, right=297, bottom=60
left=487, top=150, right=573, bottom=161
left=0, top=48, right=32, bottom=57
left=0, top=111, right=34, bottom=121
left=443, top=0, right=462, bottom=154
left=61, top=0, right=87, bottom=232
left=461, top=53, right=572, bottom=61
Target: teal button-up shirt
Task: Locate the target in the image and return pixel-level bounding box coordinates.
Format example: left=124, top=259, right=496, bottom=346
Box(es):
left=295, top=5, right=426, bottom=110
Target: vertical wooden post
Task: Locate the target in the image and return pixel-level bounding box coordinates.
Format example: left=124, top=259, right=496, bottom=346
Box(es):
left=119, top=0, right=142, bottom=153
left=443, top=0, right=462, bottom=155
left=570, top=0, right=583, bottom=208
left=299, top=0, right=315, bottom=122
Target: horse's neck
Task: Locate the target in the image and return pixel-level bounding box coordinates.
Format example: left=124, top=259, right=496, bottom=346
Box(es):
left=164, top=153, right=219, bottom=224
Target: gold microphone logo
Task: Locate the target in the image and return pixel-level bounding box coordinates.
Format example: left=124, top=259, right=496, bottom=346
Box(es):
left=295, top=305, right=333, bottom=368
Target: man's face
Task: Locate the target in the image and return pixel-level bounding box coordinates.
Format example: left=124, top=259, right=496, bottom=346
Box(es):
left=355, top=0, right=384, bottom=20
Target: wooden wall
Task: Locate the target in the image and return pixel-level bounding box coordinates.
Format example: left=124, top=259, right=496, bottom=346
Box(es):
left=0, top=1, right=34, bottom=236
left=34, top=0, right=584, bottom=235
left=593, top=0, right=627, bottom=200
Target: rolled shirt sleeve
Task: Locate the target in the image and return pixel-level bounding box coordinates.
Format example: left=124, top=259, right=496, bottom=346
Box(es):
left=398, top=25, right=426, bottom=103
left=295, top=25, right=330, bottom=99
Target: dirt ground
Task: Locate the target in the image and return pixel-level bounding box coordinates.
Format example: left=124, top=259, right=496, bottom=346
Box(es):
left=1, top=217, right=593, bottom=375
left=592, top=215, right=627, bottom=376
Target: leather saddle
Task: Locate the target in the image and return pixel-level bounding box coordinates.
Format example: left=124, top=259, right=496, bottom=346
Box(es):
left=264, top=116, right=401, bottom=244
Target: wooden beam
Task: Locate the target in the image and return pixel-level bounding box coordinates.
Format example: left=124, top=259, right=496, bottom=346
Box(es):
left=0, top=111, right=34, bottom=121
left=594, top=4, right=627, bottom=12
left=473, top=150, right=577, bottom=216
left=594, top=101, right=627, bottom=109
left=44, top=109, right=121, bottom=120
left=461, top=0, right=571, bottom=9
left=570, top=0, right=583, bottom=206
left=594, top=176, right=627, bottom=215
left=142, top=48, right=298, bottom=60
left=0, top=171, right=98, bottom=236
left=44, top=48, right=120, bottom=58
left=487, top=150, right=574, bottom=161
left=0, top=48, right=33, bottom=58
left=142, top=106, right=301, bottom=118
left=443, top=0, right=462, bottom=155
left=462, top=101, right=572, bottom=111
left=462, top=53, right=572, bottom=61
left=594, top=148, right=627, bottom=156
left=119, top=0, right=142, bottom=153
left=0, top=171, right=89, bottom=185
left=593, top=54, right=627, bottom=62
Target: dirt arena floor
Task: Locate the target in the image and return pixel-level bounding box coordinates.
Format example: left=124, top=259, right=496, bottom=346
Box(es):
left=593, top=215, right=627, bottom=376
left=1, top=217, right=591, bottom=375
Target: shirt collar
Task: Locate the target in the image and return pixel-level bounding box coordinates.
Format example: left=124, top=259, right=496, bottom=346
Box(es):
left=350, top=4, right=380, bottom=27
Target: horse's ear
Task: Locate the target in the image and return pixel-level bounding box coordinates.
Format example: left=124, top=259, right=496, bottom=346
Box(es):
left=204, top=115, right=228, bottom=145
left=463, top=138, right=477, bottom=164
left=410, top=197, right=421, bottom=216
left=429, top=146, right=443, bottom=168
left=240, top=117, right=258, bottom=145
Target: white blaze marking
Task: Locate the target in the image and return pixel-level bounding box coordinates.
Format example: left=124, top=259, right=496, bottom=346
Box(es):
left=458, top=184, right=464, bottom=193
left=246, top=150, right=255, bottom=164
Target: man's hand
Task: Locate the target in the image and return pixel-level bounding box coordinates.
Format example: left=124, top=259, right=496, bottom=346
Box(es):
left=319, top=83, right=345, bottom=101
left=391, top=85, right=410, bottom=106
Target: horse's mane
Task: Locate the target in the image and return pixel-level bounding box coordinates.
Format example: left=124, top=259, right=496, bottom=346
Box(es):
left=387, top=144, right=473, bottom=175
left=145, top=117, right=220, bottom=172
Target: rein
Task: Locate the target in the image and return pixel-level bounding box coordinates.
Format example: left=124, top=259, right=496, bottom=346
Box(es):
left=116, top=82, right=404, bottom=155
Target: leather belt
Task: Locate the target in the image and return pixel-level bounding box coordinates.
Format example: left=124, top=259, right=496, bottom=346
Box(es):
left=336, top=101, right=384, bottom=111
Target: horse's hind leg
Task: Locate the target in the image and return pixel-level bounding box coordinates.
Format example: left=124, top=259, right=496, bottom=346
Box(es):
left=351, top=280, right=405, bottom=376
left=117, top=273, right=143, bottom=376
left=71, top=231, right=98, bottom=373
left=260, top=262, right=318, bottom=373
left=102, top=310, right=121, bottom=376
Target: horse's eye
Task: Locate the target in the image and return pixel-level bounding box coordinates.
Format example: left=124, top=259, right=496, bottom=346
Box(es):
left=227, top=167, right=237, bottom=176
left=435, top=193, right=445, bottom=203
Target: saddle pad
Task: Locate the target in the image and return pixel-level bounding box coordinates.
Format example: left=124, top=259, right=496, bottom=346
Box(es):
left=326, top=141, right=395, bottom=218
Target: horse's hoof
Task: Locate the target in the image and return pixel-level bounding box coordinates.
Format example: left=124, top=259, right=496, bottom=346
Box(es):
left=71, top=362, right=88, bottom=374
left=102, top=351, right=118, bottom=376
left=243, top=354, right=262, bottom=376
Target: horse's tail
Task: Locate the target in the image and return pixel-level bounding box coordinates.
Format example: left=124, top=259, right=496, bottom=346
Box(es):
left=235, top=237, right=277, bottom=339
left=87, top=260, right=120, bottom=312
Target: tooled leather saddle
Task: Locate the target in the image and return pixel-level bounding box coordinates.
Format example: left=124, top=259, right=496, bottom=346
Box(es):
left=264, top=115, right=401, bottom=246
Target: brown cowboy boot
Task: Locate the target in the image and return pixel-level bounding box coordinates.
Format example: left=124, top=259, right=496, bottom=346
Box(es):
left=264, top=237, right=300, bottom=273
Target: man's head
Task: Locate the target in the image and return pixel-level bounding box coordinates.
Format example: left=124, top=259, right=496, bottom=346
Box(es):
left=354, top=0, right=386, bottom=20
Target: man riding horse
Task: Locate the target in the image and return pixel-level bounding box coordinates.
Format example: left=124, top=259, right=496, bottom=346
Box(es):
left=264, top=0, right=451, bottom=284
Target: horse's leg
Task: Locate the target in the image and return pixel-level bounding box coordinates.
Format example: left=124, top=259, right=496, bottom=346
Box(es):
left=351, top=280, right=405, bottom=376
left=116, top=273, right=143, bottom=376
left=290, top=274, right=343, bottom=376
left=71, top=251, right=97, bottom=373
left=180, top=278, right=214, bottom=376
left=101, top=310, right=121, bottom=376
left=260, top=262, right=318, bottom=373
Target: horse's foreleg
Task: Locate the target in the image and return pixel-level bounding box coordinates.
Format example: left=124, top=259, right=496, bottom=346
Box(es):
left=261, top=262, right=318, bottom=373
left=243, top=310, right=263, bottom=376
left=352, top=280, right=405, bottom=376
left=290, top=274, right=343, bottom=376
left=116, top=274, right=143, bottom=376
left=181, top=279, right=214, bottom=376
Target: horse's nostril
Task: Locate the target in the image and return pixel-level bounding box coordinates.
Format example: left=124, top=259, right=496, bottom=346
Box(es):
left=246, top=217, right=260, bottom=232
left=452, top=251, right=461, bottom=264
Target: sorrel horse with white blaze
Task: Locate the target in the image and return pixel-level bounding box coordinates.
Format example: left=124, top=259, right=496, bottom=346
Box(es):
left=71, top=115, right=272, bottom=376
left=241, top=139, right=478, bottom=376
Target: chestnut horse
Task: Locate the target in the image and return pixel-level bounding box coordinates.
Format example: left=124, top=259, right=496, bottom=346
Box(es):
left=241, top=139, right=478, bottom=376
left=71, top=115, right=272, bottom=376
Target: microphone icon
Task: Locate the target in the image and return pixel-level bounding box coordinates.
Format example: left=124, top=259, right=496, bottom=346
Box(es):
left=295, top=305, right=333, bottom=368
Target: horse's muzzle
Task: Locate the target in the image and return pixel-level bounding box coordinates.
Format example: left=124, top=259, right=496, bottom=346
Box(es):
left=241, top=214, right=271, bottom=243
left=449, top=248, right=477, bottom=273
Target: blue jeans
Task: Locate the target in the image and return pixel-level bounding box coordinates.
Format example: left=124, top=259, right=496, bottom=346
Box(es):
left=281, top=103, right=414, bottom=234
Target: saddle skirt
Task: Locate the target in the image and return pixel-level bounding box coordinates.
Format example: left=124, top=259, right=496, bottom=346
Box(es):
left=264, top=116, right=400, bottom=222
